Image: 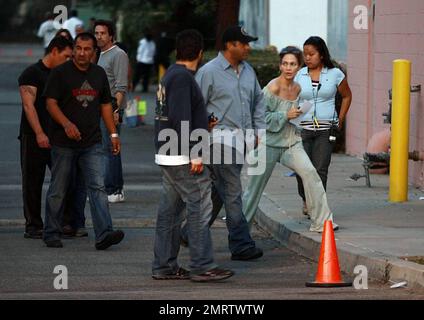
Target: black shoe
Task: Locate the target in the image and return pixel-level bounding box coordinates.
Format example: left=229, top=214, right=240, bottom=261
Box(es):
left=62, top=225, right=76, bottom=239
left=152, top=267, right=190, bottom=280
left=95, top=230, right=125, bottom=250
left=44, top=239, right=63, bottom=248
left=191, top=268, right=234, bottom=282
left=24, top=230, right=43, bottom=239
left=231, top=247, right=263, bottom=261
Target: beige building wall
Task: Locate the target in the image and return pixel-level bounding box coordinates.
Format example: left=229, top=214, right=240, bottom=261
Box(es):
left=346, top=0, right=424, bottom=188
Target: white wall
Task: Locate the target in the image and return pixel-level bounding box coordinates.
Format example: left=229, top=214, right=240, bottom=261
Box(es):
left=269, top=0, right=328, bottom=51
left=239, top=0, right=268, bottom=48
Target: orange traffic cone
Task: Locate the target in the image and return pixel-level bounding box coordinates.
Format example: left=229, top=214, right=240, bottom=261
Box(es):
left=306, top=220, right=352, bottom=287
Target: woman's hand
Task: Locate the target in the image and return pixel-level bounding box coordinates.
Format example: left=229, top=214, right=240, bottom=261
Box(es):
left=287, top=107, right=302, bottom=120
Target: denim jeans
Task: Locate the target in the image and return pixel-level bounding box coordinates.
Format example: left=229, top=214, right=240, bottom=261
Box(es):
left=44, top=143, right=114, bottom=242
left=209, top=145, right=256, bottom=255
left=20, top=134, right=83, bottom=233
left=152, top=165, right=217, bottom=276
left=63, top=166, right=87, bottom=230
left=180, top=181, right=223, bottom=244
left=296, top=129, right=333, bottom=202
left=100, top=120, right=123, bottom=195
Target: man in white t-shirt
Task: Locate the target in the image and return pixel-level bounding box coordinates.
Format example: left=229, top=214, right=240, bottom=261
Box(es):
left=132, top=33, right=156, bottom=92
left=37, top=12, right=59, bottom=53
left=63, top=9, right=84, bottom=39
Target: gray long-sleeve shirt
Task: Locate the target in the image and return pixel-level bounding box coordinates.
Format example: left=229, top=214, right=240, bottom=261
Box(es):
left=97, top=45, right=129, bottom=108
left=195, top=52, right=265, bottom=149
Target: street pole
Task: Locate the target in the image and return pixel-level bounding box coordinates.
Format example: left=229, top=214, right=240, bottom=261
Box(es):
left=389, top=59, right=411, bottom=202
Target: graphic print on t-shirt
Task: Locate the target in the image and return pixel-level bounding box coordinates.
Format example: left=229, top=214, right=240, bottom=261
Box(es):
left=72, top=80, right=98, bottom=108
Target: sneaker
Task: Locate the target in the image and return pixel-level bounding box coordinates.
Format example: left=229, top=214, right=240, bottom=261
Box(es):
left=191, top=268, right=234, bottom=282
left=152, top=267, right=190, bottom=280
left=24, top=230, right=43, bottom=239
left=231, top=247, right=263, bottom=261
left=95, top=230, right=125, bottom=250
left=75, top=228, right=88, bottom=237
left=44, top=239, right=63, bottom=248
left=108, top=191, right=125, bottom=203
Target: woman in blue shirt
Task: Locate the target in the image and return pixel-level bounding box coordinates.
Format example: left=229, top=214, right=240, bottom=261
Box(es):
left=294, top=36, right=352, bottom=215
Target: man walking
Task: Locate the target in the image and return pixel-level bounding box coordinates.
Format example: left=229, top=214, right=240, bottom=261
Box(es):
left=195, top=26, right=265, bottom=261
left=37, top=12, right=59, bottom=54
left=63, top=9, right=84, bottom=39
left=18, top=36, right=73, bottom=239
left=43, top=33, right=124, bottom=249
left=133, top=33, right=156, bottom=92
left=153, top=29, right=233, bottom=282
left=95, top=20, right=129, bottom=203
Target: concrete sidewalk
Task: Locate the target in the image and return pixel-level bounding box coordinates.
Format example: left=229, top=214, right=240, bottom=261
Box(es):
left=244, top=153, right=424, bottom=289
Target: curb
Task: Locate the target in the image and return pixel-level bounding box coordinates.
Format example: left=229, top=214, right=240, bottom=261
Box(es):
left=256, top=195, right=424, bottom=290
left=0, top=218, right=156, bottom=228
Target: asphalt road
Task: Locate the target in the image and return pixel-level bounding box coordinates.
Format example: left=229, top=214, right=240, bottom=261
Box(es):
left=0, top=57, right=423, bottom=301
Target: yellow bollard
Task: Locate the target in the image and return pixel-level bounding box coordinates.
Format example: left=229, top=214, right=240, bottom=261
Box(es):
left=389, top=59, right=411, bottom=202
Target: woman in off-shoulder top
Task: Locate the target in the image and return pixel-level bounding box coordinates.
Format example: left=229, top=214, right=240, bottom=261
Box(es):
left=242, top=46, right=337, bottom=233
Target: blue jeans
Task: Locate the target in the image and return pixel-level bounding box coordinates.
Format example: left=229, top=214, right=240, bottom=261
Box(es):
left=44, top=144, right=113, bottom=242
left=152, top=165, right=217, bottom=276
left=100, top=120, right=123, bottom=195
left=180, top=181, right=223, bottom=244
left=209, top=145, right=256, bottom=255
left=64, top=166, right=87, bottom=230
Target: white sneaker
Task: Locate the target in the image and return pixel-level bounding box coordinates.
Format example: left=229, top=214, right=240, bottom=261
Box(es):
left=108, top=191, right=125, bottom=203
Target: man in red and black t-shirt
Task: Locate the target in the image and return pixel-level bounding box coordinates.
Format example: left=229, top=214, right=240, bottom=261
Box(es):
left=18, top=36, right=73, bottom=239
left=43, top=33, right=124, bottom=249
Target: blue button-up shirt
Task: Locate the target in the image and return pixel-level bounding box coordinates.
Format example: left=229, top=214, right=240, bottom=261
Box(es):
left=195, top=52, right=265, bottom=148
left=295, top=66, right=345, bottom=121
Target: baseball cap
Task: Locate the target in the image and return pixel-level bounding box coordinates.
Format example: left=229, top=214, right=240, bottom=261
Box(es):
left=222, top=26, right=258, bottom=44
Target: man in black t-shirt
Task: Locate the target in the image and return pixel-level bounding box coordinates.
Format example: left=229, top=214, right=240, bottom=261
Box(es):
left=18, top=36, right=73, bottom=239
left=43, top=33, right=125, bottom=249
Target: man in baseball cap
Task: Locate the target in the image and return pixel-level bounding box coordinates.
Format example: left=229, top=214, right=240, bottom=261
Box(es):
left=190, top=26, right=265, bottom=261
left=222, top=25, right=258, bottom=45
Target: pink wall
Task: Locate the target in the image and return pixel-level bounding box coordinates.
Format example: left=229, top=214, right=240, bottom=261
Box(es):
left=346, top=0, right=424, bottom=188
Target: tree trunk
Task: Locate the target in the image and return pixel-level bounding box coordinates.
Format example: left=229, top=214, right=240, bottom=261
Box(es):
left=215, top=0, right=240, bottom=50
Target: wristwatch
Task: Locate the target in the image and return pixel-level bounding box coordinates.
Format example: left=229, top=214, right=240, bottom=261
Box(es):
left=110, top=133, right=119, bottom=138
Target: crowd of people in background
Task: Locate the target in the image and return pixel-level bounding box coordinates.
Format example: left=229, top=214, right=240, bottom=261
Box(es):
left=22, top=10, right=351, bottom=282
